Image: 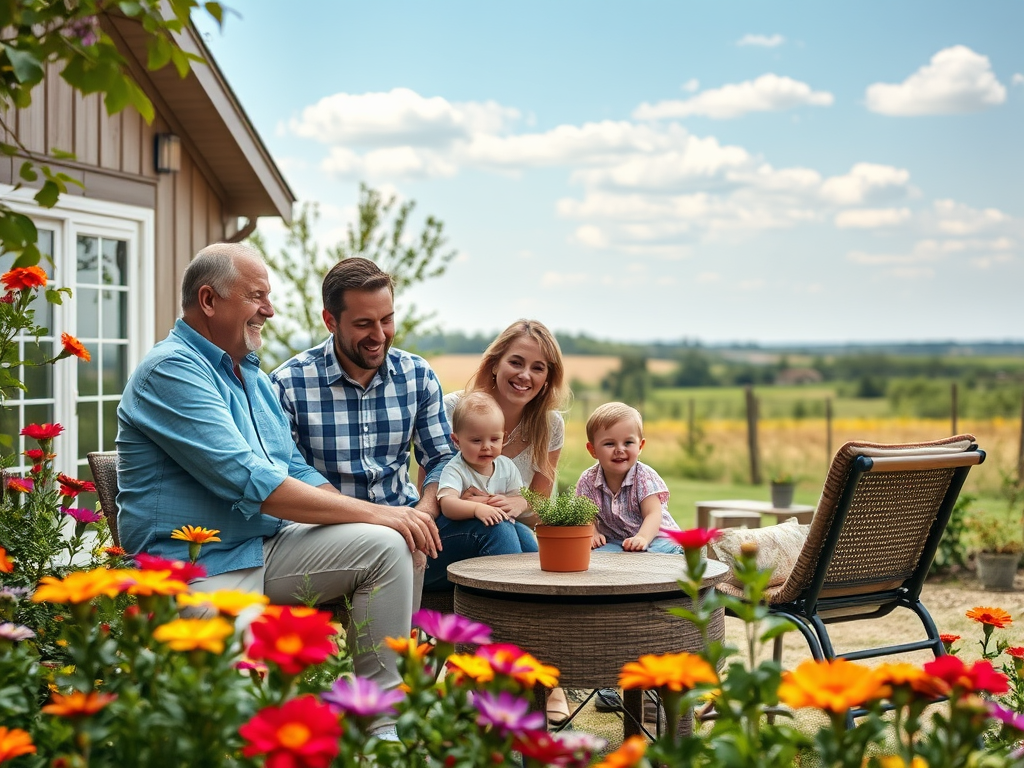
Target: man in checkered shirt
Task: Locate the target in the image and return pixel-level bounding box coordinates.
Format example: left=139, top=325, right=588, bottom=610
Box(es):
left=272, top=257, right=531, bottom=595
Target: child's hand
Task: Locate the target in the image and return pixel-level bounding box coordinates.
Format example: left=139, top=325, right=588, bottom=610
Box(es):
left=474, top=503, right=509, bottom=526
left=623, top=535, right=649, bottom=552
left=591, top=532, right=606, bottom=549
left=483, top=494, right=518, bottom=515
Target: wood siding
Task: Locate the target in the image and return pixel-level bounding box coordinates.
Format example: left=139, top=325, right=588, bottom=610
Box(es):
left=2, top=65, right=240, bottom=341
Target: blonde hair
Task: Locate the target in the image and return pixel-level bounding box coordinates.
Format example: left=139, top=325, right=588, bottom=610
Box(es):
left=586, top=402, right=644, bottom=444
left=450, top=391, right=502, bottom=433
left=467, top=319, right=567, bottom=481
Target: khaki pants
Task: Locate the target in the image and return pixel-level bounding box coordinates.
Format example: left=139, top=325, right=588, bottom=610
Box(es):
left=188, top=522, right=418, bottom=696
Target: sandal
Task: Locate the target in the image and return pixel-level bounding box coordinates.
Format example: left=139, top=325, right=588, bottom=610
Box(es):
left=595, top=688, right=624, bottom=712
left=546, top=686, right=570, bottom=726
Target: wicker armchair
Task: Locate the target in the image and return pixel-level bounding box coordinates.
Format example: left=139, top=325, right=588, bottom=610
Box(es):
left=717, top=434, right=985, bottom=665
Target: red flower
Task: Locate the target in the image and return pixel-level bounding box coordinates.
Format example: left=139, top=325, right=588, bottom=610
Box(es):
left=511, top=729, right=578, bottom=764
left=1007, top=647, right=1024, bottom=659
left=660, top=527, right=721, bottom=550
left=939, top=633, right=960, bottom=644
left=247, top=606, right=338, bottom=675
left=1, top=266, right=47, bottom=291
left=20, top=423, right=64, bottom=440
left=133, top=553, right=207, bottom=582
left=23, top=449, right=53, bottom=462
left=57, top=473, right=97, bottom=495
left=924, top=656, right=1009, bottom=696
left=6, top=477, right=33, bottom=494
left=240, top=695, right=341, bottom=768
left=60, top=333, right=91, bottom=362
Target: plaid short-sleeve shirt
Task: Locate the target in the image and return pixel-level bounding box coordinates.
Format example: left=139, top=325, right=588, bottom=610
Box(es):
left=271, top=339, right=453, bottom=505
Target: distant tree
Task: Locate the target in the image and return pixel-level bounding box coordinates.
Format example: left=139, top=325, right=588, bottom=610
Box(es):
left=249, top=184, right=457, bottom=369
left=673, top=349, right=717, bottom=388
left=602, top=354, right=649, bottom=409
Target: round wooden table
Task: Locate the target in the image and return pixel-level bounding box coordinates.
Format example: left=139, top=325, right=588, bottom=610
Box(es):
left=447, top=552, right=728, bottom=737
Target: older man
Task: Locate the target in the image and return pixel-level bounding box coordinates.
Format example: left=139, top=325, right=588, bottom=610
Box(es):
left=116, top=242, right=439, bottom=706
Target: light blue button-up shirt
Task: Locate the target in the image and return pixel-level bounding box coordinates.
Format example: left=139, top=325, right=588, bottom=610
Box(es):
left=116, top=319, right=328, bottom=577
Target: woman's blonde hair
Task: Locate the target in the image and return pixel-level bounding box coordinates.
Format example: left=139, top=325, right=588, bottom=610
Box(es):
left=467, top=319, right=567, bottom=481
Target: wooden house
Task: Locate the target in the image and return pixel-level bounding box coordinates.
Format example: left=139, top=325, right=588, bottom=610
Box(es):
left=0, top=16, right=294, bottom=479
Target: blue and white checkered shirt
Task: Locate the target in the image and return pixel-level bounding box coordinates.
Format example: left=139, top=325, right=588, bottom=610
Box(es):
left=270, top=338, right=453, bottom=506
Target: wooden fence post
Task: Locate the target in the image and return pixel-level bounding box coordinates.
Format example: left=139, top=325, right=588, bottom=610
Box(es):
left=951, top=382, right=958, bottom=436
left=687, top=398, right=696, bottom=454
left=745, top=385, right=761, bottom=485
left=1017, top=393, right=1024, bottom=484
left=825, top=397, right=833, bottom=465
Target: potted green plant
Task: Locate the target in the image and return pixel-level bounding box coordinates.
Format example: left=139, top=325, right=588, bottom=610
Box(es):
left=769, top=471, right=797, bottom=509
left=967, top=476, right=1024, bottom=591
left=522, top=487, right=600, bottom=572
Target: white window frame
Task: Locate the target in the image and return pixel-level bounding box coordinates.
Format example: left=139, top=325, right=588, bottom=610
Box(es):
left=0, top=185, right=154, bottom=478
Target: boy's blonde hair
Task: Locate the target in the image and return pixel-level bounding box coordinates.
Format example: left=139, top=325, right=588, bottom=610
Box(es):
left=451, top=391, right=503, bottom=433
left=586, top=402, right=643, bottom=443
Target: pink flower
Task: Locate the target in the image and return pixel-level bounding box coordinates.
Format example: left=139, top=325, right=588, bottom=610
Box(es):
left=472, top=690, right=545, bottom=735
left=412, top=609, right=492, bottom=646
left=62, top=507, right=103, bottom=525
left=322, top=676, right=405, bottom=719
left=133, top=553, right=207, bottom=582
left=660, top=527, right=721, bottom=550
left=6, top=477, right=33, bottom=494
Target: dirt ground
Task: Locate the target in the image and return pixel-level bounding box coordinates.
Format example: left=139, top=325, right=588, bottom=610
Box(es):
left=566, top=569, right=1024, bottom=750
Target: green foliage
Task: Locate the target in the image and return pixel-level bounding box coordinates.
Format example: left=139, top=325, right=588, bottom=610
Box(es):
left=250, top=186, right=457, bottom=369
left=0, top=0, right=219, bottom=262
left=601, top=353, right=649, bottom=407
left=522, top=486, right=600, bottom=526
left=931, top=492, right=972, bottom=574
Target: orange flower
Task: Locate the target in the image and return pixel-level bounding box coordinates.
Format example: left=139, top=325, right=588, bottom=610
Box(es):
left=876, top=757, right=928, bottom=768
left=384, top=633, right=432, bottom=660
left=171, top=525, right=221, bottom=544
left=177, top=589, right=269, bottom=617
left=619, top=652, right=718, bottom=692
left=509, top=651, right=560, bottom=689
left=42, top=690, right=116, bottom=718
left=966, top=606, right=1012, bottom=629
left=873, top=663, right=945, bottom=698
left=118, top=570, right=189, bottom=597
left=445, top=653, right=495, bottom=684
left=778, top=658, right=889, bottom=713
left=1, top=265, right=47, bottom=291
left=60, top=333, right=91, bottom=362
left=153, top=617, right=235, bottom=653
left=0, top=726, right=36, bottom=762
left=594, top=735, right=647, bottom=768
left=0, top=546, right=13, bottom=573
left=32, top=568, right=126, bottom=604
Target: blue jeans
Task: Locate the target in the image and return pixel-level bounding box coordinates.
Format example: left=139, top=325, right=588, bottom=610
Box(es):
left=595, top=537, right=683, bottom=554
left=423, top=516, right=538, bottom=591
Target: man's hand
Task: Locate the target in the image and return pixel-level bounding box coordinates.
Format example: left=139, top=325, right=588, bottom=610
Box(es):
left=377, top=505, right=442, bottom=558
left=591, top=531, right=606, bottom=549
left=623, top=534, right=649, bottom=552
left=474, top=503, right=509, bottom=526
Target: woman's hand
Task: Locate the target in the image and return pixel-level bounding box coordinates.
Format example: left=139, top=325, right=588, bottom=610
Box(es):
left=474, top=503, right=510, bottom=526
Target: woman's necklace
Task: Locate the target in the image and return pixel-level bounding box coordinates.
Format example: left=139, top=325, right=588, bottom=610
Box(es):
left=503, top=419, right=523, bottom=446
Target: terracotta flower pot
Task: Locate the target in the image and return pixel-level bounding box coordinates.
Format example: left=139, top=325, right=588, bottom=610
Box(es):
left=536, top=523, right=594, bottom=572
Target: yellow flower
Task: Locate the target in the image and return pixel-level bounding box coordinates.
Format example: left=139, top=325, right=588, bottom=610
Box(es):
left=153, top=617, right=235, bottom=653
left=875, top=756, right=928, bottom=768
left=171, top=525, right=221, bottom=544
left=178, top=589, right=270, bottom=616
left=32, top=569, right=126, bottom=604
left=119, top=570, right=189, bottom=597
left=446, top=653, right=495, bottom=683
left=594, top=735, right=647, bottom=768
left=510, top=652, right=560, bottom=689
left=384, top=633, right=432, bottom=660
left=778, top=658, right=889, bottom=713
left=619, top=652, right=718, bottom=692
left=966, top=606, right=1012, bottom=629
left=41, top=690, right=116, bottom=717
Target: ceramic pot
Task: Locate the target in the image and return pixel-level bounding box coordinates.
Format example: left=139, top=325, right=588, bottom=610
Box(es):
left=536, top=523, right=594, bottom=572
left=976, top=551, right=1020, bottom=591
left=770, top=482, right=795, bottom=509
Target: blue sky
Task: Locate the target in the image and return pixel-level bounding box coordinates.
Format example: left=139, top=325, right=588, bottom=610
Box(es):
left=195, top=1, right=1023, bottom=345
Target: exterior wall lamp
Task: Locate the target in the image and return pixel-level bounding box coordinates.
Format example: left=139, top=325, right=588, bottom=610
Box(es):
left=154, top=133, right=181, bottom=173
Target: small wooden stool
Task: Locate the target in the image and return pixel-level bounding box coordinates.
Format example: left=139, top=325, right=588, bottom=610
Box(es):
left=709, top=509, right=761, bottom=529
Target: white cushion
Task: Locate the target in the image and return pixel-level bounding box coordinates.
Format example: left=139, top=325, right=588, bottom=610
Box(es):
left=711, top=518, right=810, bottom=587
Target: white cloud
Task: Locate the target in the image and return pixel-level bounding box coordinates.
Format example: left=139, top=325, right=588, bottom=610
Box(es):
left=932, top=199, right=1009, bottom=234
left=696, top=272, right=720, bottom=283
left=681, top=79, right=700, bottom=93
left=865, top=45, right=1007, bottom=115
left=820, top=163, right=911, bottom=205
left=737, top=34, right=785, bottom=48
left=540, top=271, right=592, bottom=288
left=288, top=88, right=520, bottom=147
left=572, top=225, right=609, bottom=248
left=321, top=146, right=458, bottom=180
left=1014, top=74, right=1024, bottom=86
left=634, top=74, right=833, bottom=120
left=834, top=207, right=912, bottom=229
left=848, top=236, right=1016, bottom=272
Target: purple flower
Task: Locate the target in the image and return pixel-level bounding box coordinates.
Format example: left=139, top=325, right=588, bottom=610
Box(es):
left=472, top=690, right=546, bottom=735
left=64, top=16, right=100, bottom=47
left=62, top=507, right=103, bottom=524
left=989, top=701, right=1024, bottom=731
left=556, top=730, right=607, bottom=761
left=0, top=622, right=36, bottom=642
left=412, top=609, right=492, bottom=645
left=322, top=676, right=405, bottom=718
left=0, top=586, right=30, bottom=602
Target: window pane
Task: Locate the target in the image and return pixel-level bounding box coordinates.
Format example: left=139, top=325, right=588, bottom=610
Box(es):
left=102, top=344, right=128, bottom=392
left=102, top=400, right=119, bottom=451
left=78, top=347, right=99, bottom=396
left=77, top=235, right=100, bottom=285
left=77, top=402, right=98, bottom=457
left=24, top=403, right=54, bottom=432
left=23, top=342, right=54, bottom=399
left=101, top=290, right=127, bottom=339
left=102, top=239, right=128, bottom=287
left=0, top=406, right=22, bottom=459
left=77, top=288, right=99, bottom=339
